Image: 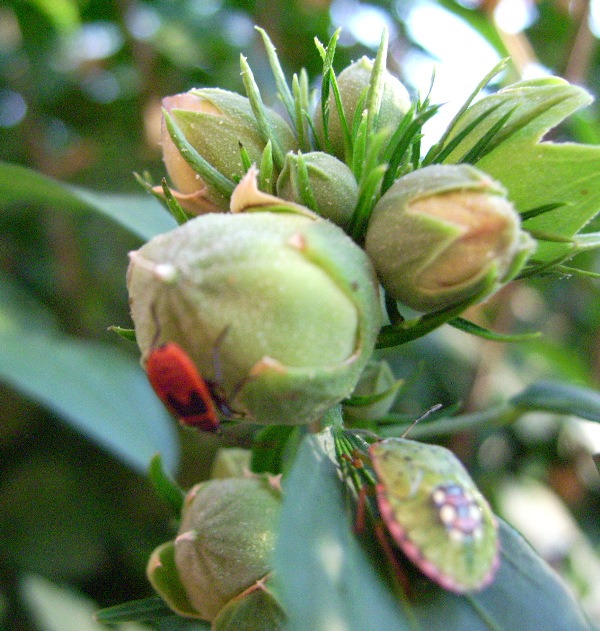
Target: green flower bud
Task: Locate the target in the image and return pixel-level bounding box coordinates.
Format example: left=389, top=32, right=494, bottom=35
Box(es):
left=210, top=448, right=252, bottom=479
left=128, top=171, right=381, bottom=425
left=343, top=360, right=398, bottom=424
left=314, top=56, right=411, bottom=160
left=147, top=476, right=281, bottom=621
left=276, top=151, right=358, bottom=229
left=160, top=89, right=297, bottom=213
left=364, top=164, right=535, bottom=313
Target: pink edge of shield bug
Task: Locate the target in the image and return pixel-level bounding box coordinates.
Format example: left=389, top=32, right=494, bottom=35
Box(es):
left=369, top=437, right=500, bottom=594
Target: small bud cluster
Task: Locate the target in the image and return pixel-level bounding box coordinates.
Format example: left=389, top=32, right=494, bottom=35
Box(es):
left=127, top=28, right=562, bottom=621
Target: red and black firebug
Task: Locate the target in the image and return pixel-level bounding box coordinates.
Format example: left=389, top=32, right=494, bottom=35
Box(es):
left=146, top=342, right=221, bottom=432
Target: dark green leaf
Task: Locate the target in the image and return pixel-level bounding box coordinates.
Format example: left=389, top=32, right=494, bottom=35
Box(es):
left=0, top=161, right=176, bottom=241
left=251, top=425, right=298, bottom=475
left=0, top=331, right=178, bottom=474
left=409, top=520, right=591, bottom=630
left=95, top=596, right=178, bottom=623
left=149, top=453, right=185, bottom=516
left=511, top=381, right=600, bottom=422
left=274, top=430, right=413, bottom=631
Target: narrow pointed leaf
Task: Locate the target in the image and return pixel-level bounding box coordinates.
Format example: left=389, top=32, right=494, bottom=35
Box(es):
left=449, top=318, right=541, bottom=342
left=95, top=597, right=180, bottom=624
left=511, top=381, right=600, bottom=422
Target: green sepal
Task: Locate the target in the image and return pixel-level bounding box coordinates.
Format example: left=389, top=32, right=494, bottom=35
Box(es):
left=239, top=358, right=371, bottom=426
left=146, top=541, right=204, bottom=619
left=449, top=317, right=542, bottom=343
left=364, top=27, right=389, bottom=143
left=423, top=58, right=510, bottom=166
left=160, top=178, right=190, bottom=225
left=255, top=27, right=296, bottom=125
left=316, top=29, right=345, bottom=156
left=212, top=579, right=287, bottom=631
left=376, top=274, right=498, bottom=348
left=107, top=326, right=136, bottom=342
left=149, top=453, right=185, bottom=517
left=259, top=141, right=275, bottom=193
left=163, top=109, right=236, bottom=198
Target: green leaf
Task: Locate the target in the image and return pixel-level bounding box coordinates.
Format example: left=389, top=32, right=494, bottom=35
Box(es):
left=95, top=596, right=178, bottom=624
left=0, top=161, right=176, bottom=241
left=149, top=453, right=185, bottom=516
left=251, top=425, right=299, bottom=475
left=0, top=330, right=178, bottom=474
left=240, top=54, right=285, bottom=169
left=410, top=520, right=592, bottom=630
left=274, top=430, right=413, bottom=631
left=255, top=27, right=296, bottom=125
left=276, top=431, right=591, bottom=630
left=212, top=585, right=287, bottom=631
left=511, top=380, right=600, bottom=422
left=441, top=79, right=600, bottom=263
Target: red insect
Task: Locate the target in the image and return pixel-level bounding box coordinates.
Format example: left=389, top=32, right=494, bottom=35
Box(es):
left=146, top=342, right=220, bottom=432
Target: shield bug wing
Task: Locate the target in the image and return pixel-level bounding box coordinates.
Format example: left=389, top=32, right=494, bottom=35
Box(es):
left=369, top=438, right=499, bottom=593
left=146, top=343, right=220, bottom=432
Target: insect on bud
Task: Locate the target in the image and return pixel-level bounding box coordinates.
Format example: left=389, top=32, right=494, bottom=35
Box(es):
left=128, top=170, right=382, bottom=425
left=364, top=164, right=535, bottom=312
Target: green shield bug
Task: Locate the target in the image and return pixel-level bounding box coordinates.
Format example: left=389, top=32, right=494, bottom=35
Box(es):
left=369, top=438, right=499, bottom=593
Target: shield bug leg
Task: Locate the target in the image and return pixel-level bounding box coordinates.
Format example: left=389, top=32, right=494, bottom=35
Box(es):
left=373, top=522, right=413, bottom=597
left=341, top=448, right=414, bottom=597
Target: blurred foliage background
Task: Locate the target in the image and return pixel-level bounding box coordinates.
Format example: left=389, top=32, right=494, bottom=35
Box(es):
left=2, top=0, right=600, bottom=629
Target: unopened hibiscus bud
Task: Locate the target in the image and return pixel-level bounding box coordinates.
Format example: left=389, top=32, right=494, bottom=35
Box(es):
left=314, top=56, right=411, bottom=160
left=365, top=164, right=535, bottom=312
left=276, top=151, right=358, bottom=229
left=160, top=89, right=297, bottom=213
left=210, top=448, right=252, bottom=479
left=128, top=171, right=381, bottom=425
left=147, top=476, right=281, bottom=621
